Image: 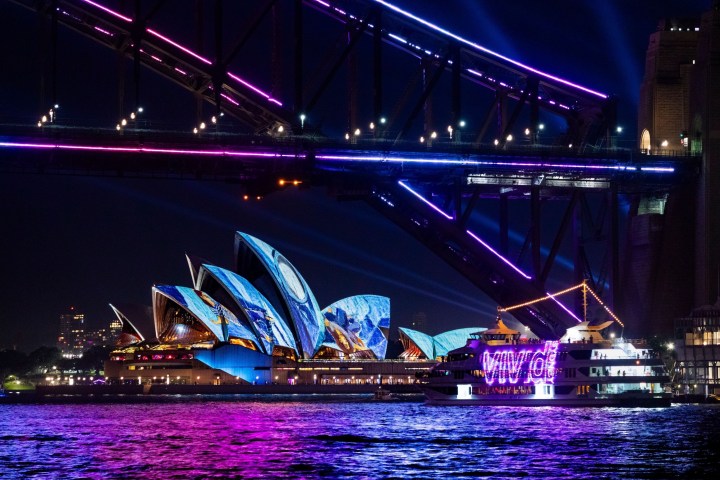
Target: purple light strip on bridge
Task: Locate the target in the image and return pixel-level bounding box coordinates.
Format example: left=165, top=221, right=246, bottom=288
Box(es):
left=404, top=172, right=579, bottom=320
left=550, top=296, right=583, bottom=323
left=82, top=0, right=132, bottom=22
left=145, top=28, right=213, bottom=66
left=397, top=180, right=533, bottom=280
left=640, top=166, right=674, bottom=172
left=81, top=0, right=281, bottom=106
left=1, top=141, right=674, bottom=176
left=315, top=153, right=673, bottom=174
left=370, top=0, right=608, bottom=99
left=465, top=230, right=532, bottom=280
left=398, top=180, right=453, bottom=220
left=0, top=142, right=302, bottom=159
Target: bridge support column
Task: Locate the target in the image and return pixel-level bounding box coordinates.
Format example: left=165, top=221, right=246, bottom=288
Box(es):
left=500, top=193, right=509, bottom=256
left=573, top=194, right=584, bottom=313
left=531, top=187, right=541, bottom=280
left=347, top=25, right=358, bottom=135
left=610, top=185, right=619, bottom=311
left=373, top=9, right=383, bottom=131
left=451, top=44, right=461, bottom=130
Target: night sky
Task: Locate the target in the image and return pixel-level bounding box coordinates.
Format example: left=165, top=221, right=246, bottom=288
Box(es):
left=0, top=0, right=709, bottom=351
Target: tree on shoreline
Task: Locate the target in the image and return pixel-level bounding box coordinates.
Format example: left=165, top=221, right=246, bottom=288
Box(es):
left=0, top=349, right=28, bottom=389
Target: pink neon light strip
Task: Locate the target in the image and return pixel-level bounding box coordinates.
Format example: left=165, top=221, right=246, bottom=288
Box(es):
left=82, top=0, right=132, bottom=23
left=398, top=180, right=453, bottom=220
left=80, top=1, right=281, bottom=105
left=146, top=28, right=212, bottom=65
left=227, top=73, right=269, bottom=100
left=0, top=142, right=302, bottom=159
left=466, top=230, right=532, bottom=280
left=220, top=93, right=240, bottom=106
left=397, top=180, right=534, bottom=280
left=550, top=296, right=583, bottom=323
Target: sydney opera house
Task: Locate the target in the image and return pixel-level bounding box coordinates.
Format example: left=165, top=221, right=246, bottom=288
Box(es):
left=105, top=232, right=481, bottom=386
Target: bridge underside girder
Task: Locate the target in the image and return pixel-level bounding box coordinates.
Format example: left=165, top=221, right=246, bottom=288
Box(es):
left=366, top=180, right=579, bottom=339
left=0, top=134, right=700, bottom=336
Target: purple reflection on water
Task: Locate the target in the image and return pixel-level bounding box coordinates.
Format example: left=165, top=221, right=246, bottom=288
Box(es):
left=0, top=398, right=718, bottom=478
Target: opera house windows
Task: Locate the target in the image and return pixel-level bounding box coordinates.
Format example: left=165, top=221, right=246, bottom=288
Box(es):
left=157, top=304, right=213, bottom=344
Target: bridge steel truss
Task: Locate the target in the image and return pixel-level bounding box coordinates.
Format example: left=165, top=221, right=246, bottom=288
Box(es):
left=3, top=0, right=699, bottom=338
left=319, top=148, right=692, bottom=339
left=10, top=0, right=293, bottom=134
left=305, top=0, right=616, bottom=149
left=12, top=0, right=616, bottom=148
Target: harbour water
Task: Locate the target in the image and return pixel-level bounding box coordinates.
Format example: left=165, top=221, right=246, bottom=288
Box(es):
left=1, top=396, right=718, bottom=479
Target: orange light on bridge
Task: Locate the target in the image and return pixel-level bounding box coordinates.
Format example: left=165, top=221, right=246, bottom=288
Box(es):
left=278, top=179, right=303, bottom=187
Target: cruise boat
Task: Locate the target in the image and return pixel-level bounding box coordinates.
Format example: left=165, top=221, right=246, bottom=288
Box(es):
left=421, top=285, right=672, bottom=407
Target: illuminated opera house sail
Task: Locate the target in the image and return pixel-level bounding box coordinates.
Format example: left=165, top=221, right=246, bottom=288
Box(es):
left=109, top=303, right=147, bottom=347
left=398, top=327, right=485, bottom=360
left=234, top=232, right=326, bottom=359
left=107, top=231, right=402, bottom=383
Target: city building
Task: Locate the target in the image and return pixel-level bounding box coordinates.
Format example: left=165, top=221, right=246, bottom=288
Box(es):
left=674, top=301, right=720, bottom=396
left=57, top=309, right=85, bottom=358
left=109, top=317, right=122, bottom=339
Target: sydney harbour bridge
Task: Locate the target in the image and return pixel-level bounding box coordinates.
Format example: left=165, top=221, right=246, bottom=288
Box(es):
left=0, top=0, right=706, bottom=339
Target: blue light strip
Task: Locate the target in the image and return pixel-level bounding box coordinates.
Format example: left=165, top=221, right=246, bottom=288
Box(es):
left=370, top=0, right=608, bottom=99
left=0, top=142, right=676, bottom=175
left=315, top=153, right=673, bottom=174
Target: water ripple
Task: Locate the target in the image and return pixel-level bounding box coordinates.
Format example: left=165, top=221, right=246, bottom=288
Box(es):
left=0, top=401, right=719, bottom=478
